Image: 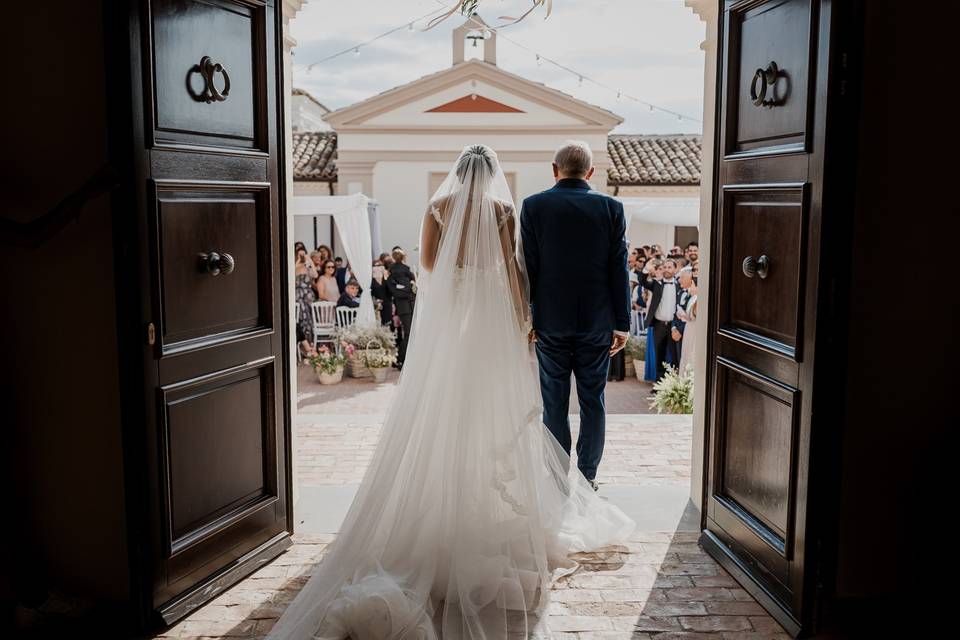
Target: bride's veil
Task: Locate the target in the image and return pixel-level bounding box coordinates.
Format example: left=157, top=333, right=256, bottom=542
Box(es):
left=266, top=145, right=634, bottom=640
left=411, top=144, right=530, bottom=344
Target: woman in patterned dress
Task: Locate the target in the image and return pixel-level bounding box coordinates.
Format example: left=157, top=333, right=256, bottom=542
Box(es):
left=295, top=246, right=318, bottom=356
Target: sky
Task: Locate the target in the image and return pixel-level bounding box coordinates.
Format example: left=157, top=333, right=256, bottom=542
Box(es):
left=289, top=0, right=706, bottom=134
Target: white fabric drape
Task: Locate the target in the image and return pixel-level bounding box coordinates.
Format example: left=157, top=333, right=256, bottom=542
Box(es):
left=617, top=196, right=700, bottom=231
left=290, top=194, right=375, bottom=325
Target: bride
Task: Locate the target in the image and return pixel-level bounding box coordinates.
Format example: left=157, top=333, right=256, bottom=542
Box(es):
left=267, top=145, right=635, bottom=639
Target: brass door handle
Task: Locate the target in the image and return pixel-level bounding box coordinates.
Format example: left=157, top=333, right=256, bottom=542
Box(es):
left=199, top=251, right=235, bottom=276
left=742, top=254, right=770, bottom=279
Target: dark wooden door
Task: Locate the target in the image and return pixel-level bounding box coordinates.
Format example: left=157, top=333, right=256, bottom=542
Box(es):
left=702, top=0, right=843, bottom=636
left=117, top=0, right=291, bottom=624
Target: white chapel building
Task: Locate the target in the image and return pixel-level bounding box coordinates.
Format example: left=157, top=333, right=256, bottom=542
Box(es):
left=292, top=19, right=701, bottom=263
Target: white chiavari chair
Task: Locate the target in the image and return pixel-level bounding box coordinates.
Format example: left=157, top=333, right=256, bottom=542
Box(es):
left=311, top=301, right=338, bottom=352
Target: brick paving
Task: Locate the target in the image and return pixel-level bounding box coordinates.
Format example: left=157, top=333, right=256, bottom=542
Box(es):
left=297, top=359, right=658, bottom=416
left=146, top=363, right=790, bottom=639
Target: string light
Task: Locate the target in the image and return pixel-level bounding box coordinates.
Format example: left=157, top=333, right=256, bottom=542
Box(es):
left=296, top=8, right=702, bottom=124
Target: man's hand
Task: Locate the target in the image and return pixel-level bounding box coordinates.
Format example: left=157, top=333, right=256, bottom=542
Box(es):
left=528, top=329, right=538, bottom=343
left=609, top=333, right=628, bottom=356
left=671, top=327, right=682, bottom=342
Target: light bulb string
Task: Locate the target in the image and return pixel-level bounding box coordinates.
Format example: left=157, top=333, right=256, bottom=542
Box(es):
left=302, top=6, right=451, bottom=71
left=295, top=7, right=702, bottom=124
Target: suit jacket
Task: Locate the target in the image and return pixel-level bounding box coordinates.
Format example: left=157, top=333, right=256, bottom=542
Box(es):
left=386, top=263, right=416, bottom=316
left=639, top=275, right=681, bottom=330
left=520, top=178, right=630, bottom=335
left=370, top=278, right=392, bottom=323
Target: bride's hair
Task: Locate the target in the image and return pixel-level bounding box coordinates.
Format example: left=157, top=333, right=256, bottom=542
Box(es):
left=455, top=144, right=497, bottom=184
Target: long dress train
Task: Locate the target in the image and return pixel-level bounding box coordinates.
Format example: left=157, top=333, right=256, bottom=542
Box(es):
left=268, top=146, right=635, bottom=640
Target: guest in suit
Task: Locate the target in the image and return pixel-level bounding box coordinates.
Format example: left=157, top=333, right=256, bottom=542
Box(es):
left=672, top=267, right=695, bottom=365
left=641, top=259, right=661, bottom=382
left=639, top=257, right=681, bottom=381
left=334, top=257, right=348, bottom=294
left=521, top=140, right=630, bottom=488
left=370, top=260, right=393, bottom=326
left=677, top=274, right=698, bottom=375
left=337, top=279, right=361, bottom=309
left=387, top=249, right=416, bottom=369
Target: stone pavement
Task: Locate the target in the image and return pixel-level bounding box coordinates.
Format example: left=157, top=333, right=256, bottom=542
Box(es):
left=147, top=364, right=790, bottom=639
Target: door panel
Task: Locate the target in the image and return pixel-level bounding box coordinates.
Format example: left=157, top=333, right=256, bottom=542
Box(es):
left=728, top=0, right=814, bottom=155
left=123, top=0, right=291, bottom=624
left=718, top=185, right=807, bottom=357
left=154, top=183, right=270, bottom=347
left=151, top=0, right=262, bottom=148
left=703, top=0, right=838, bottom=636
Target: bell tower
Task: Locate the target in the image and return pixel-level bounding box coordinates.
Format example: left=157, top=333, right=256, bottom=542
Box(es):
left=452, top=16, right=497, bottom=66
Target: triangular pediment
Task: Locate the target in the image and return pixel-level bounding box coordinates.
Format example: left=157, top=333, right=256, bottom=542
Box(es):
left=426, top=94, right=524, bottom=113
left=324, top=59, right=622, bottom=131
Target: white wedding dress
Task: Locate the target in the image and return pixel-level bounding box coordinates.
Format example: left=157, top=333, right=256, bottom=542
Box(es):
left=267, top=146, right=635, bottom=640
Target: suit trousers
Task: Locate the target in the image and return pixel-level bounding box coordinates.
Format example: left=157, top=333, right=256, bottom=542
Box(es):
left=651, top=320, right=677, bottom=381
left=535, top=331, right=611, bottom=481
left=396, top=313, right=413, bottom=364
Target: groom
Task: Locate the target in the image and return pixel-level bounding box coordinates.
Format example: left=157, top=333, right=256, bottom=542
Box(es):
left=520, top=140, right=631, bottom=490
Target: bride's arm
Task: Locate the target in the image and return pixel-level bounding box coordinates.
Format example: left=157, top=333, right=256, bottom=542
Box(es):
left=420, top=203, right=442, bottom=273
left=498, top=204, right=530, bottom=331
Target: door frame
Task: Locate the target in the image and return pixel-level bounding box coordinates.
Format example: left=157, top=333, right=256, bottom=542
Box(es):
left=105, top=0, right=295, bottom=628
left=695, top=0, right=861, bottom=636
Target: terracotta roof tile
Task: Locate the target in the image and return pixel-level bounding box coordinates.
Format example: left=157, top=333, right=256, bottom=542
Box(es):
left=291, top=131, right=337, bottom=182
left=290, top=131, right=701, bottom=187
left=606, top=134, right=702, bottom=186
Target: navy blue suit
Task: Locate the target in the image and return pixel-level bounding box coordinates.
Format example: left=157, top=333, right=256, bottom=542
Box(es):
left=520, top=178, right=630, bottom=481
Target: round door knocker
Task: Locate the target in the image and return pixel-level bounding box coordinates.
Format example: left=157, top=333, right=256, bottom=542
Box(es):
left=189, top=56, right=231, bottom=104
left=742, top=254, right=770, bottom=279
left=749, top=61, right=781, bottom=108
left=199, top=251, right=235, bottom=276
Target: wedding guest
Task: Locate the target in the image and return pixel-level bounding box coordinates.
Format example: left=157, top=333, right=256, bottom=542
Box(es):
left=387, top=248, right=416, bottom=370
left=315, top=259, right=340, bottom=302
left=670, top=245, right=683, bottom=256
left=672, top=268, right=695, bottom=364
left=294, top=241, right=307, bottom=255
left=309, top=250, right=324, bottom=272
left=640, top=257, right=680, bottom=381
left=334, top=257, right=350, bottom=294
left=685, top=241, right=699, bottom=263
left=294, top=246, right=318, bottom=357
left=316, top=245, right=332, bottom=263
left=641, top=259, right=661, bottom=382
left=677, top=277, right=699, bottom=375
left=337, top=279, right=361, bottom=309
left=370, top=259, right=393, bottom=326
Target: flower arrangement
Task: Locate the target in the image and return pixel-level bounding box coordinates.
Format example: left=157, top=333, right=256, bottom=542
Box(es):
left=337, top=324, right=396, bottom=350
left=309, top=342, right=351, bottom=375
left=648, top=365, right=694, bottom=414
left=363, top=350, right=397, bottom=370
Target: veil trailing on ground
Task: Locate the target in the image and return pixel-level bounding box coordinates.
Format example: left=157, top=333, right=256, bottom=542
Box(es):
left=267, top=146, right=634, bottom=640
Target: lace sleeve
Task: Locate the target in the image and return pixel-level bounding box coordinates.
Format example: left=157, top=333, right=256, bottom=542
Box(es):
left=430, top=203, right=443, bottom=228
left=496, top=202, right=515, bottom=230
